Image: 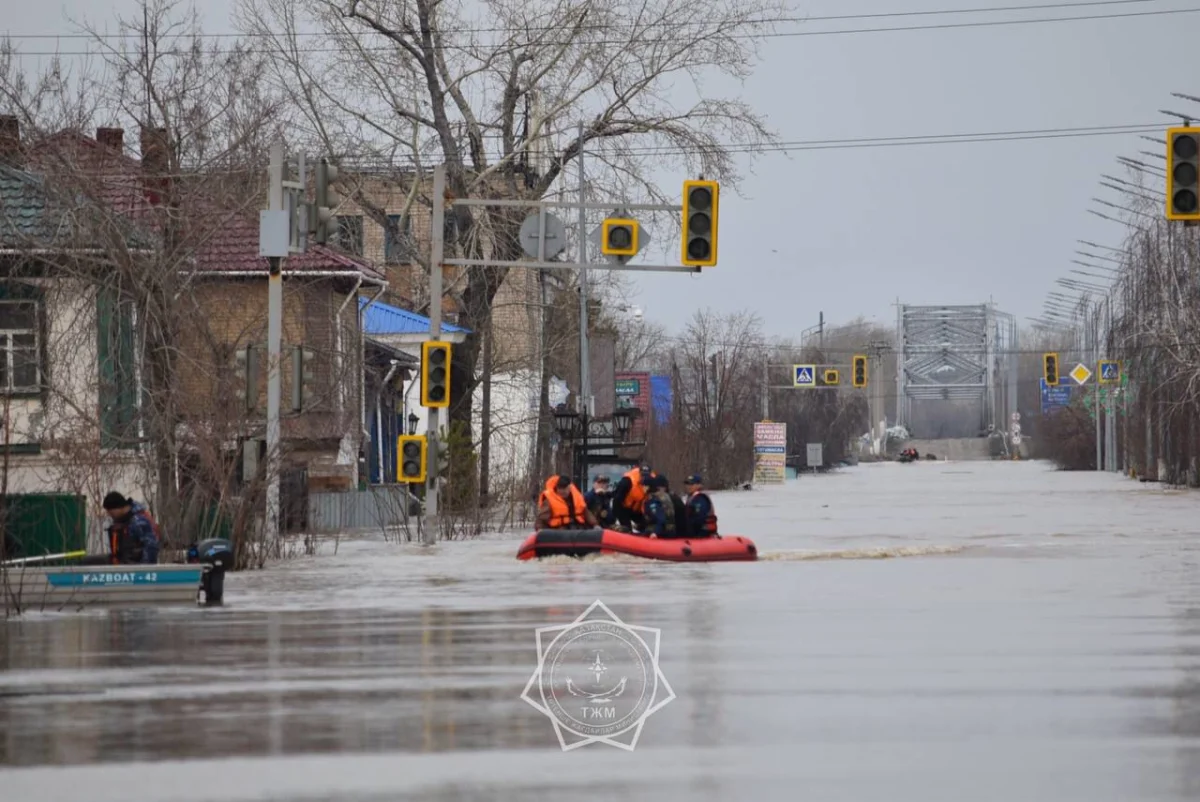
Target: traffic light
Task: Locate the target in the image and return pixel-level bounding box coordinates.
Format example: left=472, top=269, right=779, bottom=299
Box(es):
left=234, top=344, right=258, bottom=412
left=421, top=341, right=452, bottom=408
left=1043, top=352, right=1059, bottom=386
left=852, top=355, right=867, bottom=387
left=681, top=179, right=719, bottom=267
left=291, top=346, right=315, bottom=412
left=1167, top=127, right=1200, bottom=221
left=600, top=218, right=639, bottom=257
left=823, top=369, right=840, bottom=386
left=397, top=435, right=426, bottom=483
left=313, top=157, right=339, bottom=244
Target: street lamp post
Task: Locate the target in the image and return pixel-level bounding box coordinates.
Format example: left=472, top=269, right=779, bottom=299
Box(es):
left=553, top=405, right=642, bottom=487
left=407, top=412, right=420, bottom=436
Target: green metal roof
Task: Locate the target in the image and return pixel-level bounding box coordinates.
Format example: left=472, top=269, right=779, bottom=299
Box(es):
left=0, top=163, right=153, bottom=250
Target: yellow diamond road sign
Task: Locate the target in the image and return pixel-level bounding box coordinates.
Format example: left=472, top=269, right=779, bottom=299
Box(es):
left=1070, top=363, right=1092, bottom=385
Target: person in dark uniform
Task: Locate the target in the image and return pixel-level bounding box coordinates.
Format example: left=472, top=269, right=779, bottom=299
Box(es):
left=683, top=475, right=718, bottom=538
left=584, top=474, right=615, bottom=528
left=641, top=476, right=678, bottom=538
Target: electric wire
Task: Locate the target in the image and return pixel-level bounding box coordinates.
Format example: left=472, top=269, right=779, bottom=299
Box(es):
left=5, top=2, right=1197, bottom=56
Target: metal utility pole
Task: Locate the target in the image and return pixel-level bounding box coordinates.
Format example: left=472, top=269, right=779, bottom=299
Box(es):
left=425, top=165, right=447, bottom=545
left=1093, top=309, right=1102, bottom=472
left=577, top=121, right=592, bottom=419
left=265, top=144, right=284, bottom=547
left=761, top=351, right=769, bottom=419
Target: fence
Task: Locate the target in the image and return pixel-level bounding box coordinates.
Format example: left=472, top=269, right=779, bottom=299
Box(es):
left=306, top=486, right=420, bottom=533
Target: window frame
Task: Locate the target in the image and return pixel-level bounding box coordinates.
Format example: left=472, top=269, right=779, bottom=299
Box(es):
left=334, top=215, right=364, bottom=256
left=384, top=214, right=412, bottom=264
left=0, top=298, right=42, bottom=396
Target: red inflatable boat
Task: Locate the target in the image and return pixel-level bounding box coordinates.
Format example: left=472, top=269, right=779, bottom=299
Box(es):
left=516, top=528, right=758, bottom=562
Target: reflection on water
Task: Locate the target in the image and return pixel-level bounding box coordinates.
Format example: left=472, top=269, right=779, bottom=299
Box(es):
left=2, top=462, right=1200, bottom=801
left=0, top=606, right=581, bottom=763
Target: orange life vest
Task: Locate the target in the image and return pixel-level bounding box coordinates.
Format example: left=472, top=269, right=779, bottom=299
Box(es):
left=539, top=477, right=589, bottom=528
left=620, top=468, right=651, bottom=512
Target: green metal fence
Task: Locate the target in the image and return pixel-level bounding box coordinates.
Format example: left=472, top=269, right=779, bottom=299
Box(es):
left=1, top=494, right=86, bottom=558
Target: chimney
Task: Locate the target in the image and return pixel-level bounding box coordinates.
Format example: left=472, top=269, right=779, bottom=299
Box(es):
left=0, top=115, right=21, bottom=166
left=96, top=127, right=124, bottom=153
left=139, top=125, right=170, bottom=204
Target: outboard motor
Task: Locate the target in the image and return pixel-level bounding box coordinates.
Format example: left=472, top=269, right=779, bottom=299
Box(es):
left=187, top=538, right=234, bottom=606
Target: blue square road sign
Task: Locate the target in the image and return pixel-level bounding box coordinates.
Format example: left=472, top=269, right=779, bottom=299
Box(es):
left=793, top=365, right=815, bottom=387
left=1098, top=360, right=1120, bottom=384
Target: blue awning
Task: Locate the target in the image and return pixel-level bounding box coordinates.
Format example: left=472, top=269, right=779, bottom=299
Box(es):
left=359, top=297, right=471, bottom=336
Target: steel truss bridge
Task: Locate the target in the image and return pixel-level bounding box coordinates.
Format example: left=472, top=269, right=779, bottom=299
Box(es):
left=895, top=303, right=1018, bottom=437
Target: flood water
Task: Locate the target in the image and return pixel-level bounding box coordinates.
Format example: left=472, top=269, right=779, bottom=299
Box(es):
left=3, top=460, right=1200, bottom=801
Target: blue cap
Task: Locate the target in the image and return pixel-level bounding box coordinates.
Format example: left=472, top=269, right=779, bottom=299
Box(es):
left=685, top=474, right=702, bottom=485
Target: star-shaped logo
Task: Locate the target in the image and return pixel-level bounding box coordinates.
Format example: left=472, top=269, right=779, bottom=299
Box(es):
left=521, top=600, right=675, bottom=751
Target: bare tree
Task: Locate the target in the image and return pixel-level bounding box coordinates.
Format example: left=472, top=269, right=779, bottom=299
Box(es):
left=236, top=0, right=782, bottom=438
left=0, top=0, right=300, bottom=564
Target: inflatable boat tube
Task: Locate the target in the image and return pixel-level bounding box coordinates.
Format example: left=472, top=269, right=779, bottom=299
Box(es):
left=517, top=528, right=757, bottom=562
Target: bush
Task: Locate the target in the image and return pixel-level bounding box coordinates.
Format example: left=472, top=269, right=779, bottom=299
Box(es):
left=1039, top=402, right=1096, bottom=470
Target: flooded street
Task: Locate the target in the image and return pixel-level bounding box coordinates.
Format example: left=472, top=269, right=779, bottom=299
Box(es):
left=3, top=460, right=1200, bottom=801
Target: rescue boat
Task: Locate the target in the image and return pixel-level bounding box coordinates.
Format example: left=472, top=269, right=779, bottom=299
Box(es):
left=516, top=528, right=758, bottom=562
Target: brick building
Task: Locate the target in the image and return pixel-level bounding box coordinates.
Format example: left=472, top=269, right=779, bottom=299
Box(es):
left=329, top=171, right=545, bottom=373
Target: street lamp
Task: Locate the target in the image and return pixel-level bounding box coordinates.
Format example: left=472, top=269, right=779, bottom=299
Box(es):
left=407, top=412, right=419, bottom=435
left=553, top=407, right=580, bottom=440
left=612, top=406, right=637, bottom=441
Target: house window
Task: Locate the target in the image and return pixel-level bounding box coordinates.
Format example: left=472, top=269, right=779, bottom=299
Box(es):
left=0, top=300, right=40, bottom=393
left=384, top=214, right=412, bottom=264
left=334, top=215, right=363, bottom=256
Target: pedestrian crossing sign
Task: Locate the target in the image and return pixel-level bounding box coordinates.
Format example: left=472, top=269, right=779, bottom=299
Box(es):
left=1098, top=360, right=1120, bottom=384
left=793, top=365, right=815, bottom=387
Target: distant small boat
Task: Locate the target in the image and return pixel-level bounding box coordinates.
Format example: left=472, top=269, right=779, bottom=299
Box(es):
left=517, top=528, right=758, bottom=562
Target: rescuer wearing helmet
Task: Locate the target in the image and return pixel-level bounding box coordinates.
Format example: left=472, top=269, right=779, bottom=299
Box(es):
left=612, top=463, right=654, bottom=533
left=536, top=475, right=599, bottom=530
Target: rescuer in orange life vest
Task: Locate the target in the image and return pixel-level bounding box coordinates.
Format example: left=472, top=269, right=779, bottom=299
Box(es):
left=536, top=475, right=600, bottom=530
left=612, top=464, right=655, bottom=532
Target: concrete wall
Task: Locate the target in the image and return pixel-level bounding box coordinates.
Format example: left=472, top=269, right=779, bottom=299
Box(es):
left=904, top=437, right=992, bottom=461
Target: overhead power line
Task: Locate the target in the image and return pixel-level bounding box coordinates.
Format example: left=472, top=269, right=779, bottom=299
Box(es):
left=323, top=123, right=1170, bottom=163
left=1, top=0, right=1166, bottom=40
left=5, top=3, right=1197, bottom=56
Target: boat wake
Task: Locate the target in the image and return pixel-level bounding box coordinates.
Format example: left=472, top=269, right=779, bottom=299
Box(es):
left=760, top=544, right=971, bottom=561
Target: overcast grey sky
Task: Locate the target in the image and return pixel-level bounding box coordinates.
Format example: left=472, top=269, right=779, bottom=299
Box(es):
left=5, top=0, right=1192, bottom=338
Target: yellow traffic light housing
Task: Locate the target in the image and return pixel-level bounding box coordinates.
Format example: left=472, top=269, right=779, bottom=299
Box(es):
left=823, top=369, right=839, bottom=386
left=1043, top=352, right=1059, bottom=386
left=851, top=355, right=867, bottom=387
left=600, top=218, right=639, bottom=256
left=681, top=179, right=719, bottom=267
left=397, top=435, right=427, bottom=483
left=1167, top=127, right=1200, bottom=221
left=421, top=341, right=451, bottom=408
